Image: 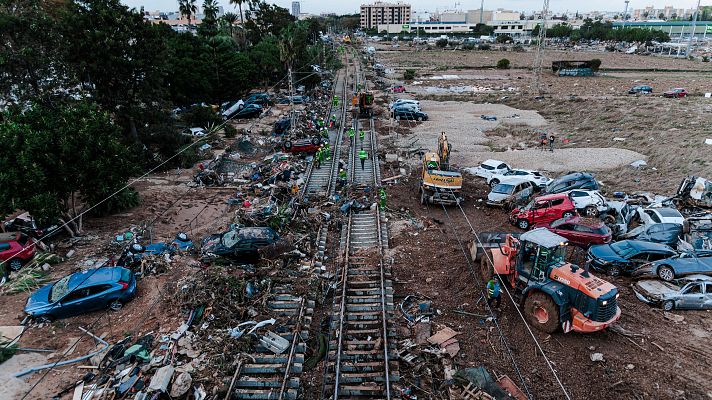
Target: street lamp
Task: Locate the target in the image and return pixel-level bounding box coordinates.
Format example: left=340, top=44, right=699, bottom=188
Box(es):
left=622, top=0, right=629, bottom=29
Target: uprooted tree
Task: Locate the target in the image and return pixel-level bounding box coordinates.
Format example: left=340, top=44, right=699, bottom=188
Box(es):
left=0, top=101, right=139, bottom=236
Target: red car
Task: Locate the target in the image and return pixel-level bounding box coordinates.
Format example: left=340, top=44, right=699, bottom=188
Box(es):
left=535, top=216, right=611, bottom=248
left=283, top=137, right=322, bottom=154
left=663, top=88, right=687, bottom=98
left=0, top=232, right=36, bottom=272
left=509, top=193, right=576, bottom=230
left=392, top=85, right=406, bottom=93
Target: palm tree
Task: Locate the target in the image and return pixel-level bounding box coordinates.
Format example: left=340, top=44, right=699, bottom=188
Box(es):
left=222, top=12, right=239, bottom=37
left=229, top=0, right=245, bottom=24
left=178, top=0, right=197, bottom=26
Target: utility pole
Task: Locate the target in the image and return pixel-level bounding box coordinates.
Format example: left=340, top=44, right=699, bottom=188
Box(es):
left=480, top=0, right=484, bottom=24
left=532, top=0, right=549, bottom=95
left=622, top=0, right=630, bottom=29
left=686, top=0, right=701, bottom=58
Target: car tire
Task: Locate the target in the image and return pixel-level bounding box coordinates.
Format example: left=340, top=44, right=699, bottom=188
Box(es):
left=9, top=258, right=23, bottom=272
left=584, top=206, right=599, bottom=217
left=417, top=116, right=423, bottom=122
left=36, top=315, right=54, bottom=324
left=657, top=265, right=675, bottom=282
left=310, top=137, right=320, bottom=145
left=662, top=300, right=674, bottom=311
left=562, top=211, right=575, bottom=219
left=109, top=300, right=123, bottom=312
left=395, top=115, right=401, bottom=121
left=517, top=219, right=530, bottom=230
left=283, top=141, right=293, bottom=150
left=524, top=292, right=560, bottom=334
left=489, top=179, right=500, bottom=188
left=606, top=265, right=621, bottom=277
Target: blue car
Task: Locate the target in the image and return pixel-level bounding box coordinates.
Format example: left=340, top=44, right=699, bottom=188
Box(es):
left=25, top=267, right=136, bottom=322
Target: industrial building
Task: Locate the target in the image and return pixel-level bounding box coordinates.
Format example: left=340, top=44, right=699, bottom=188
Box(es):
left=360, top=2, right=412, bottom=30
left=612, top=20, right=712, bottom=40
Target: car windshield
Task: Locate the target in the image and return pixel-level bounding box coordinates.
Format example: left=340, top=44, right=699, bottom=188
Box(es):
left=221, top=230, right=241, bottom=248
left=49, top=275, right=72, bottom=303
left=657, top=208, right=681, bottom=218
left=481, top=164, right=494, bottom=170
left=610, top=241, right=636, bottom=258
left=492, top=184, right=515, bottom=195
left=591, top=226, right=609, bottom=235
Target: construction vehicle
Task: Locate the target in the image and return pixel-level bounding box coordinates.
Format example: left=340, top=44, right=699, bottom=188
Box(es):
left=358, top=92, right=374, bottom=117
left=342, top=35, right=351, bottom=44
left=419, top=132, right=463, bottom=205
left=473, top=228, right=621, bottom=333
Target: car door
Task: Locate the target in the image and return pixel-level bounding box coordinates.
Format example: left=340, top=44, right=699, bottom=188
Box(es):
left=572, top=224, right=595, bottom=246
left=677, top=283, right=705, bottom=309
left=704, top=283, right=712, bottom=309
left=642, top=210, right=662, bottom=225
left=568, top=190, right=587, bottom=209
left=531, top=200, right=549, bottom=221
left=59, top=287, right=94, bottom=317
left=545, top=199, right=565, bottom=222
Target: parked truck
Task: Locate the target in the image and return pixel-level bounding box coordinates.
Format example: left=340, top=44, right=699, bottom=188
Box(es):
left=472, top=228, right=621, bottom=333
left=419, top=132, right=463, bottom=205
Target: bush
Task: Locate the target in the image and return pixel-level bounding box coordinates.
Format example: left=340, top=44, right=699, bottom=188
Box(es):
left=403, top=69, right=416, bottom=80
left=435, top=38, right=448, bottom=48
left=224, top=124, right=237, bottom=138
left=463, top=43, right=475, bottom=50
left=512, top=45, right=524, bottom=52
left=496, top=35, right=512, bottom=44
left=478, top=43, right=491, bottom=50
left=703, top=56, right=710, bottom=62
left=181, top=105, right=221, bottom=129
left=589, top=58, right=602, bottom=72
left=496, top=58, right=511, bottom=69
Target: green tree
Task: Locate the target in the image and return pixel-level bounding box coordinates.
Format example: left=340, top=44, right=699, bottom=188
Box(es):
left=496, top=34, right=512, bottom=43
left=179, top=0, right=197, bottom=25
left=496, top=58, right=510, bottom=69
left=244, top=2, right=295, bottom=43
left=0, top=101, right=139, bottom=234
left=198, top=0, right=219, bottom=37
left=229, top=0, right=245, bottom=24
left=221, top=11, right=239, bottom=37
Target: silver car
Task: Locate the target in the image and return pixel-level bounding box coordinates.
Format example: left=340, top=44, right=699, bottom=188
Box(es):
left=634, top=275, right=712, bottom=311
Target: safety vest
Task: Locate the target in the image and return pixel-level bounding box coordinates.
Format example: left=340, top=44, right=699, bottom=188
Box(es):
left=358, top=150, right=367, bottom=160
left=359, top=130, right=365, bottom=139
left=379, top=189, right=386, bottom=200
left=348, top=129, right=355, bottom=137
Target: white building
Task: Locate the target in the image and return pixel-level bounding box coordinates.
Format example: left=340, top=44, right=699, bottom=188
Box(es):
left=360, top=2, right=412, bottom=29
left=291, top=1, right=300, bottom=17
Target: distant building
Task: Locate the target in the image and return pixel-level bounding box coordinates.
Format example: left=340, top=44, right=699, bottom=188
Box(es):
left=361, top=2, right=412, bottom=30
left=612, top=20, right=712, bottom=40
left=291, top=1, right=300, bottom=17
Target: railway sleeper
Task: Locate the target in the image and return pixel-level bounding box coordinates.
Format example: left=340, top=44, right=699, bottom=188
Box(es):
left=240, top=362, right=304, bottom=375
left=232, top=388, right=298, bottom=400
left=234, top=376, right=300, bottom=389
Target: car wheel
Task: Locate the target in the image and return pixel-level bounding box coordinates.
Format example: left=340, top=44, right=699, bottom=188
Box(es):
left=283, top=140, right=293, bottom=150
left=36, top=315, right=54, bottom=324
left=657, top=265, right=675, bottom=282
left=489, top=179, right=500, bottom=188
left=562, top=211, right=575, bottom=219
left=517, top=219, right=530, bottom=230
left=662, top=300, right=674, bottom=311
left=109, top=300, right=123, bottom=312
left=417, top=116, right=423, bottom=122
left=584, top=206, right=599, bottom=217
left=606, top=265, right=621, bottom=277
left=395, top=115, right=401, bottom=121
left=9, top=258, right=23, bottom=272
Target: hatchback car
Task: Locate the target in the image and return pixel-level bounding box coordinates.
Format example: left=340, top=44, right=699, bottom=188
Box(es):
left=486, top=178, right=534, bottom=208
left=587, top=240, right=677, bottom=276
left=201, top=227, right=280, bottom=263
left=628, top=85, right=653, bottom=94
left=634, top=275, right=712, bottom=310
left=663, top=88, right=688, bottom=98
left=622, top=222, right=683, bottom=247
left=634, top=250, right=712, bottom=281
left=567, top=190, right=608, bottom=217
left=233, top=104, right=263, bottom=119
left=393, top=109, right=428, bottom=121
left=469, top=159, right=511, bottom=179
left=24, top=267, right=137, bottom=322
left=487, top=169, right=551, bottom=189
left=509, top=193, right=577, bottom=230
left=0, top=232, right=36, bottom=272
left=537, top=216, right=611, bottom=248
left=542, top=172, right=599, bottom=194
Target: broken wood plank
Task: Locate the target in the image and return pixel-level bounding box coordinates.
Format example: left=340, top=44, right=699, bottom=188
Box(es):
left=381, top=175, right=403, bottom=183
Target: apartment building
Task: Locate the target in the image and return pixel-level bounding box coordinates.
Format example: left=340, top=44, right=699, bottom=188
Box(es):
left=360, top=2, right=411, bottom=29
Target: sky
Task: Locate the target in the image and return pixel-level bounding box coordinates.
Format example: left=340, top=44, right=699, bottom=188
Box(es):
left=122, top=0, right=709, bottom=15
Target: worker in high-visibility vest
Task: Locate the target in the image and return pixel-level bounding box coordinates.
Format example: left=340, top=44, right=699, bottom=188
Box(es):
left=358, top=149, right=367, bottom=170
left=378, top=188, right=387, bottom=210
left=323, top=143, right=331, bottom=161
left=315, top=147, right=323, bottom=169
left=348, top=127, right=355, bottom=143
left=333, top=96, right=339, bottom=107
left=330, top=114, right=336, bottom=128
left=359, top=129, right=365, bottom=144
left=321, top=127, right=329, bottom=138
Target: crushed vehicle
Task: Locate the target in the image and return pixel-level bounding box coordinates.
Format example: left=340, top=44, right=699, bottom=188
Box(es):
left=632, top=249, right=712, bottom=281
left=587, top=240, right=677, bottom=276
left=475, top=228, right=621, bottom=333
left=684, top=213, right=712, bottom=250
left=201, top=227, right=280, bottom=263
left=486, top=177, right=534, bottom=208
left=24, top=267, right=137, bottom=322
left=663, top=88, right=688, bottom=98
left=244, top=92, right=272, bottom=106
left=0, top=232, right=36, bottom=271
left=116, top=232, right=194, bottom=271
left=541, top=172, right=599, bottom=194
left=468, top=159, right=511, bottom=179
left=601, top=200, right=638, bottom=238
left=535, top=216, right=611, bottom=248
left=672, top=176, right=712, bottom=213
left=283, top=137, right=323, bottom=154
left=221, top=100, right=245, bottom=119
left=487, top=169, right=551, bottom=190
left=392, top=85, right=406, bottom=93
left=419, top=132, right=463, bottom=205
left=634, top=275, right=712, bottom=310
left=273, top=118, right=291, bottom=135
left=567, top=189, right=608, bottom=217
left=622, top=222, right=683, bottom=247
left=3, top=212, right=62, bottom=239
left=628, top=85, right=653, bottom=94
left=509, top=193, right=576, bottom=230
left=636, top=207, right=684, bottom=226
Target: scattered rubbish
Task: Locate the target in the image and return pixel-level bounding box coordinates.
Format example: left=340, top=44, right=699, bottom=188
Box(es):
left=705, top=138, right=712, bottom=145
left=259, top=331, right=290, bottom=354
left=590, top=353, right=605, bottom=362
left=630, top=160, right=647, bottom=168
left=613, top=137, right=626, bottom=141
left=480, top=115, right=497, bottom=121
left=663, top=311, right=685, bottom=323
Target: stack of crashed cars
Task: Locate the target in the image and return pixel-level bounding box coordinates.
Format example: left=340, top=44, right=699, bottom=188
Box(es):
left=470, top=165, right=712, bottom=311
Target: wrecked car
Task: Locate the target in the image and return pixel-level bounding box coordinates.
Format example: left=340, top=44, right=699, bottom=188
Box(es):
left=201, top=227, right=280, bottom=263
left=536, top=216, right=611, bottom=248
left=567, top=189, right=608, bottom=217
left=542, top=172, right=599, bottom=194
left=486, top=178, right=534, bottom=208
left=634, top=275, right=712, bottom=311
left=636, top=207, right=685, bottom=226
left=24, top=267, right=137, bottom=322
left=283, top=137, right=322, bottom=154
left=0, top=232, right=37, bottom=272
left=684, top=213, right=712, bottom=250
left=673, top=176, right=712, bottom=212
left=469, top=159, right=511, bottom=179
left=3, top=212, right=62, bottom=239
left=601, top=200, right=638, bottom=238
left=587, top=240, right=677, bottom=276
left=509, top=193, right=576, bottom=230
left=632, top=249, right=712, bottom=281
left=622, top=222, right=683, bottom=247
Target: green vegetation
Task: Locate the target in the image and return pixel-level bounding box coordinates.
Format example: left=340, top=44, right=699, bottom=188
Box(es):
left=496, top=58, right=511, bottom=69
left=0, top=0, right=336, bottom=226
left=589, top=58, right=602, bottom=72
left=403, top=69, right=416, bottom=80
left=496, top=35, right=513, bottom=44
left=533, top=19, right=670, bottom=43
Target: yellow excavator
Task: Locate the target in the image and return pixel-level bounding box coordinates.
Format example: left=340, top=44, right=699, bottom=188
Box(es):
left=419, top=132, right=463, bottom=205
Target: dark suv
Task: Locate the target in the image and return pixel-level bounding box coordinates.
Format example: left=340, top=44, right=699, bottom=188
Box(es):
left=245, top=93, right=272, bottom=107
left=628, top=85, right=653, bottom=94
left=543, top=172, right=599, bottom=194
left=201, top=227, right=281, bottom=263
left=393, top=108, right=428, bottom=121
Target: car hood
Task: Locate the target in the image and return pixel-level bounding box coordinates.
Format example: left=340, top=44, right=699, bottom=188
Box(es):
left=201, top=234, right=223, bottom=255
left=25, top=283, right=54, bottom=313
left=589, top=244, right=627, bottom=263
left=635, top=280, right=678, bottom=299
left=487, top=192, right=511, bottom=202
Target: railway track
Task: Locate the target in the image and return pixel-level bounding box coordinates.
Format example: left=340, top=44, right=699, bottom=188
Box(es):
left=323, top=63, right=397, bottom=397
